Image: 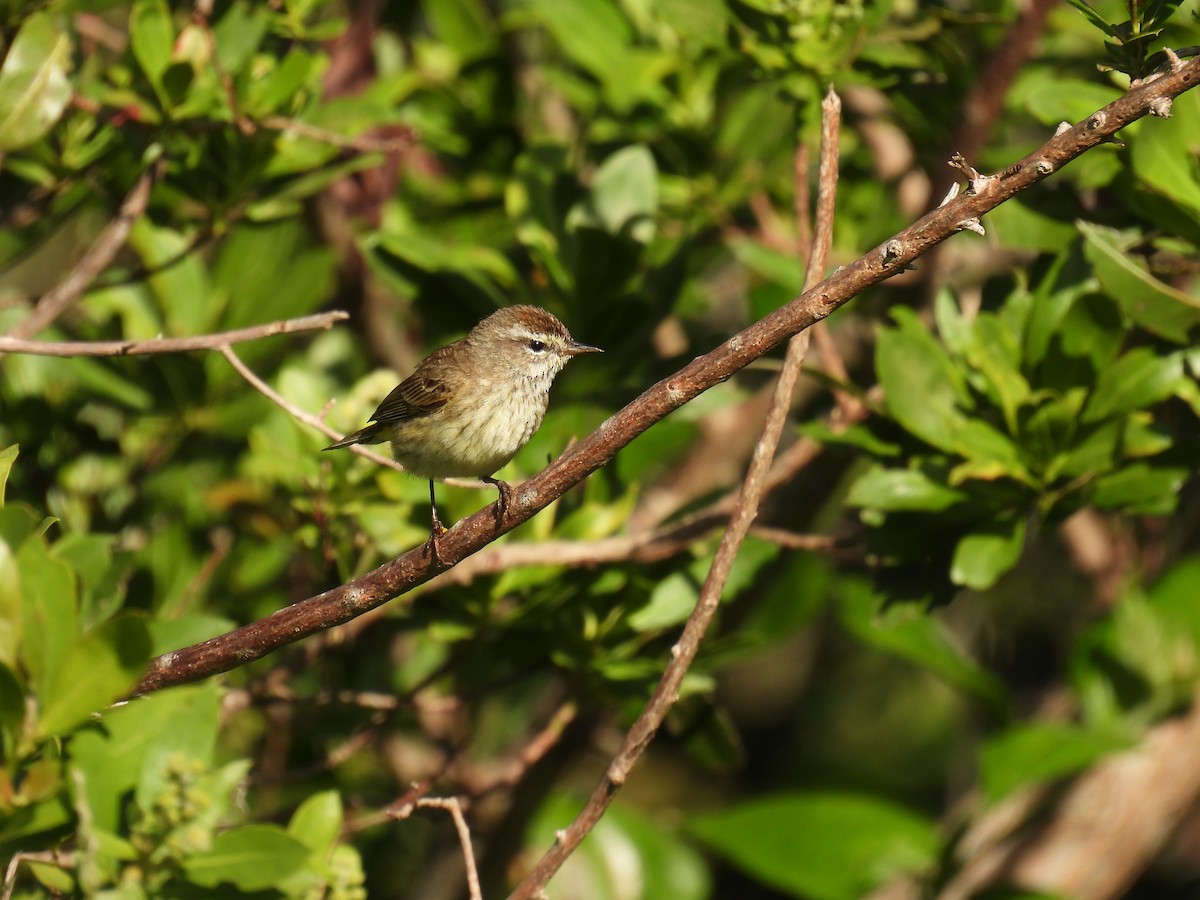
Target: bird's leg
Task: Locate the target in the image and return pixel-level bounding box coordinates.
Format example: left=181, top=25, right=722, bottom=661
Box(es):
left=425, top=479, right=448, bottom=567
left=482, top=476, right=513, bottom=526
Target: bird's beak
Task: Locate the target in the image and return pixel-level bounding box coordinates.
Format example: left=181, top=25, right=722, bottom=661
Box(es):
left=566, top=341, right=603, bottom=356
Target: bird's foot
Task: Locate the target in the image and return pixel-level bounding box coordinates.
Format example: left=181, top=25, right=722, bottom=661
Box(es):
left=425, top=508, right=449, bottom=567
left=483, top=476, right=513, bottom=526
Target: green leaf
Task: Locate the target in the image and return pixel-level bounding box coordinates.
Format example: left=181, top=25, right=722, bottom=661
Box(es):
left=70, top=682, right=220, bottom=834
left=628, top=572, right=698, bottom=631
left=933, top=290, right=972, bottom=360
left=0, top=537, right=19, bottom=672
left=963, top=314, right=1031, bottom=433
left=950, top=519, right=1026, bottom=590
left=1020, top=392, right=1083, bottom=468
left=426, top=0, right=497, bottom=61
left=1073, top=558, right=1200, bottom=723
left=1082, top=348, right=1186, bottom=422
left=990, top=199, right=1077, bottom=254
left=0, top=662, right=25, bottom=758
left=877, top=310, right=972, bottom=454
left=37, top=614, right=152, bottom=737
left=801, top=421, right=902, bottom=458
left=288, top=790, right=343, bottom=854
left=211, top=1, right=271, bottom=72
left=242, top=47, right=321, bottom=116
left=129, top=220, right=213, bottom=335
left=1066, top=0, right=1123, bottom=38
left=729, top=237, right=805, bottom=295
left=129, top=0, right=175, bottom=94
left=839, top=583, right=1008, bottom=711
left=1056, top=418, right=1122, bottom=478
left=1023, top=77, right=1119, bottom=126
left=0, top=11, right=73, bottom=151
left=26, top=860, right=74, bottom=893
left=1091, top=463, right=1187, bottom=514
left=951, top=421, right=1031, bottom=482
left=17, top=536, right=77, bottom=698
left=183, top=825, right=310, bottom=891
left=846, top=466, right=968, bottom=513
left=981, top=722, right=1132, bottom=803
left=515, top=0, right=633, bottom=79
left=1080, top=222, right=1200, bottom=344
left=567, top=144, right=658, bottom=243
left=690, top=792, right=939, bottom=900
left=1130, top=90, right=1200, bottom=216
left=0, top=444, right=16, bottom=505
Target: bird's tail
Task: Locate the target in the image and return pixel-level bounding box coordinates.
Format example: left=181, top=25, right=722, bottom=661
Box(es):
left=323, top=422, right=385, bottom=450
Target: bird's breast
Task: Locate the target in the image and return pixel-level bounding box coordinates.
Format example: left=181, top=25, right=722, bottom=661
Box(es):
left=386, top=380, right=551, bottom=479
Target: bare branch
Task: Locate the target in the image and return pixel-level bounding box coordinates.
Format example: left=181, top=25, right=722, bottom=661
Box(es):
left=131, top=60, right=1200, bottom=699
left=2, top=161, right=162, bottom=349
left=0, top=311, right=349, bottom=358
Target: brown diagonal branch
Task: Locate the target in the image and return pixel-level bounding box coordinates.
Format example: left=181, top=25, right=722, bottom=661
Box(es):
left=132, top=57, right=1200, bottom=699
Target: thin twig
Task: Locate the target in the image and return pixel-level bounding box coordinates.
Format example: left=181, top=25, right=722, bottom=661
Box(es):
left=0, top=311, right=349, bottom=357
left=130, top=60, right=1200, bottom=697
left=390, top=796, right=482, bottom=900
left=220, top=343, right=406, bottom=474
left=2, top=851, right=68, bottom=900
left=510, top=87, right=843, bottom=899
left=469, top=702, right=579, bottom=797
left=261, top=114, right=418, bottom=154
left=2, top=161, right=162, bottom=348
left=425, top=522, right=837, bottom=588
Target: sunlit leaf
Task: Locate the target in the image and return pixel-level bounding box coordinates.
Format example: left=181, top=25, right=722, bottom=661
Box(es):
left=950, top=518, right=1027, bottom=590
left=0, top=11, right=73, bottom=150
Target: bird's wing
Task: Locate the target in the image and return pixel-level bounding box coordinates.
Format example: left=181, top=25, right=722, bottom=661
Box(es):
left=369, top=346, right=454, bottom=423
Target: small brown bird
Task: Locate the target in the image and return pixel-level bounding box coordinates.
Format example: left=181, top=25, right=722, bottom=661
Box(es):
left=325, top=306, right=601, bottom=561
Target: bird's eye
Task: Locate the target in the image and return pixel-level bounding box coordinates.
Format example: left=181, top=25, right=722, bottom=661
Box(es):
left=528, top=339, right=547, bottom=352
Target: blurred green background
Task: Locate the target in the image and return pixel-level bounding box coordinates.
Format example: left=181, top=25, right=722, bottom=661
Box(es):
left=1, top=0, right=1199, bottom=897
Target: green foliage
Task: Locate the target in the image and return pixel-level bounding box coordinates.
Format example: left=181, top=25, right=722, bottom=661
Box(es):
left=1067, top=0, right=1189, bottom=77
left=832, top=238, right=1199, bottom=596
left=1, top=0, right=1198, bottom=896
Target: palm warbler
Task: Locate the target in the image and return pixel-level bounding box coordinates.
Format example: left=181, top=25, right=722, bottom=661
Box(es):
left=325, top=306, right=601, bottom=560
